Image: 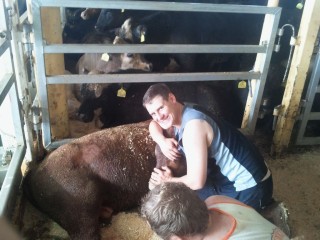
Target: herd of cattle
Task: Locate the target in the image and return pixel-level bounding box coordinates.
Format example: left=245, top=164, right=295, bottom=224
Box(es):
left=22, top=1, right=304, bottom=240
left=64, top=1, right=268, bottom=129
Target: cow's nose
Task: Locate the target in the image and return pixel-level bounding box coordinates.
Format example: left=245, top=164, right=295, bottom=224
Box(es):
left=78, top=111, right=94, bottom=123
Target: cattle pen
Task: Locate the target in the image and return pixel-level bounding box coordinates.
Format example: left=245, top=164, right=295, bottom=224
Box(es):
left=0, top=0, right=320, bottom=239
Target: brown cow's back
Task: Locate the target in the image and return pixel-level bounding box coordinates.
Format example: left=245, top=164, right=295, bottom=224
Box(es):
left=23, top=121, right=157, bottom=240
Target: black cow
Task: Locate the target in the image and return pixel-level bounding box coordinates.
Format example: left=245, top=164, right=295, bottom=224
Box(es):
left=78, top=81, right=239, bottom=128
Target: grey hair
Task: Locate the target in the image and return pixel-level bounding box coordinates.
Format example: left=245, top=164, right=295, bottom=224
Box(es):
left=140, top=182, right=209, bottom=240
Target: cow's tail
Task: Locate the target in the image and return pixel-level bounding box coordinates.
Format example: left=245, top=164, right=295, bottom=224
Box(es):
left=21, top=144, right=49, bottom=209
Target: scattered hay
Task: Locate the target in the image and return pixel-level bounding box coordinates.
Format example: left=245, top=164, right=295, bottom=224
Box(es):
left=101, top=212, right=161, bottom=240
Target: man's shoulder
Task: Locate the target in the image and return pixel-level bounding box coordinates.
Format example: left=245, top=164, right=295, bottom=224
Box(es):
left=205, top=195, right=249, bottom=207
left=183, top=119, right=209, bottom=135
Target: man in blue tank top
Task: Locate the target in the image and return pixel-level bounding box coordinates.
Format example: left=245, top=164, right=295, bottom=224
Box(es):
left=142, top=83, right=273, bottom=211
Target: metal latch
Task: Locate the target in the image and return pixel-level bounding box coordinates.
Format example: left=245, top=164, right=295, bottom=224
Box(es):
left=272, top=104, right=283, bottom=130
left=0, top=30, right=8, bottom=39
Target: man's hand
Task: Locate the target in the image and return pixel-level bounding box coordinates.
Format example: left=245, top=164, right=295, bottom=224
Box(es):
left=148, top=180, right=157, bottom=190
left=148, top=166, right=173, bottom=190
left=159, top=138, right=181, bottom=161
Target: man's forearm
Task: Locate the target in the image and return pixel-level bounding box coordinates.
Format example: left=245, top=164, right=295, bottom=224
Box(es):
left=149, top=121, right=165, bottom=144
left=167, top=175, right=204, bottom=190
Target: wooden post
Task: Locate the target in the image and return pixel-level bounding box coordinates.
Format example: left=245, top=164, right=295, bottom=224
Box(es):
left=271, top=0, right=320, bottom=156
left=41, top=7, right=69, bottom=139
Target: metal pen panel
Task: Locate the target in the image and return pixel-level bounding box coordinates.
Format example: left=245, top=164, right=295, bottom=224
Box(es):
left=36, top=0, right=280, bottom=14
left=31, top=0, right=281, bottom=148
left=0, top=0, right=27, bottom=218
left=44, top=44, right=267, bottom=54
left=296, top=47, right=320, bottom=145
left=47, top=71, right=262, bottom=84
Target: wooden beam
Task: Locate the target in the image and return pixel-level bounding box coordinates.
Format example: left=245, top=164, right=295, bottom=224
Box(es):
left=272, top=0, right=320, bottom=156
left=41, top=7, right=69, bottom=139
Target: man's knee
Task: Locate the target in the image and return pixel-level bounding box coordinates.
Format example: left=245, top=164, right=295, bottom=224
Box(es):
left=237, top=177, right=274, bottom=211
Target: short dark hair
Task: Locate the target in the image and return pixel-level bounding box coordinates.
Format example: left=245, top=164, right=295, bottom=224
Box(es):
left=142, top=83, right=172, bottom=107
left=140, top=182, right=209, bottom=240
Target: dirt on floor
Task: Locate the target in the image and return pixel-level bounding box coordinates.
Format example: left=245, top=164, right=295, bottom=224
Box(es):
left=11, top=129, right=320, bottom=240
left=252, top=128, right=320, bottom=240
left=265, top=146, right=320, bottom=240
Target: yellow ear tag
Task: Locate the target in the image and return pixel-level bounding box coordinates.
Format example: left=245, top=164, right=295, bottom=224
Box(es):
left=101, top=53, right=110, bottom=62
left=296, top=3, right=303, bottom=9
left=238, top=80, right=247, bottom=89
left=117, top=87, right=126, bottom=98
left=140, top=33, right=145, bottom=43
left=121, top=9, right=125, bottom=13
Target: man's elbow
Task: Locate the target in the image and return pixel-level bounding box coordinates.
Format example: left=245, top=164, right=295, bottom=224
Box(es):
left=188, top=179, right=205, bottom=190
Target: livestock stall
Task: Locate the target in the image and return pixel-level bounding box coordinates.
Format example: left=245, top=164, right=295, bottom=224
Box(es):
left=31, top=0, right=281, bottom=149
left=0, top=0, right=319, bottom=238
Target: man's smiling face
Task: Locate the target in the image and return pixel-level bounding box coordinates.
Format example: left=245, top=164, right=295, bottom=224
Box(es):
left=145, top=94, right=176, bottom=129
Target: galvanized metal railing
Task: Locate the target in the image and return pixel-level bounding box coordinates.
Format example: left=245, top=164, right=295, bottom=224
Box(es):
left=30, top=0, right=281, bottom=149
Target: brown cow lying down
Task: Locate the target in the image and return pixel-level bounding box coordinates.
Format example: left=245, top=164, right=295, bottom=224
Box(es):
left=22, top=121, right=186, bottom=240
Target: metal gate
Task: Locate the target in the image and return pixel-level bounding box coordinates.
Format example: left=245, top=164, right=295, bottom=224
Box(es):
left=296, top=34, right=320, bottom=145
left=30, top=0, right=281, bottom=149
left=0, top=0, right=27, bottom=217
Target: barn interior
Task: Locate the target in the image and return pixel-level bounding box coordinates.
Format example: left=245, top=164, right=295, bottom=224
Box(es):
left=0, top=0, right=319, bottom=239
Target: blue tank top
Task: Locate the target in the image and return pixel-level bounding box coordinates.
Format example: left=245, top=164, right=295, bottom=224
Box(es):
left=174, top=103, right=268, bottom=191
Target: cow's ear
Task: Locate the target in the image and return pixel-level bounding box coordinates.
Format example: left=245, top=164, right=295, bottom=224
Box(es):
left=132, top=26, right=140, bottom=39
left=133, top=25, right=146, bottom=42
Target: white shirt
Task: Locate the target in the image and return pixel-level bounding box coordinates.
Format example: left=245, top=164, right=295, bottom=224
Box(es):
left=208, top=202, right=290, bottom=240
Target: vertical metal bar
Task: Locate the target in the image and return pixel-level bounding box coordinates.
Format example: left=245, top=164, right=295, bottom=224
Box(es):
left=0, top=74, right=14, bottom=105
left=31, top=0, right=52, bottom=148
left=242, top=8, right=281, bottom=134
left=8, top=0, right=35, bottom=160
left=250, top=11, right=281, bottom=131
left=0, top=41, right=10, bottom=56
left=9, top=84, right=25, bottom=146
left=0, top=146, right=26, bottom=217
